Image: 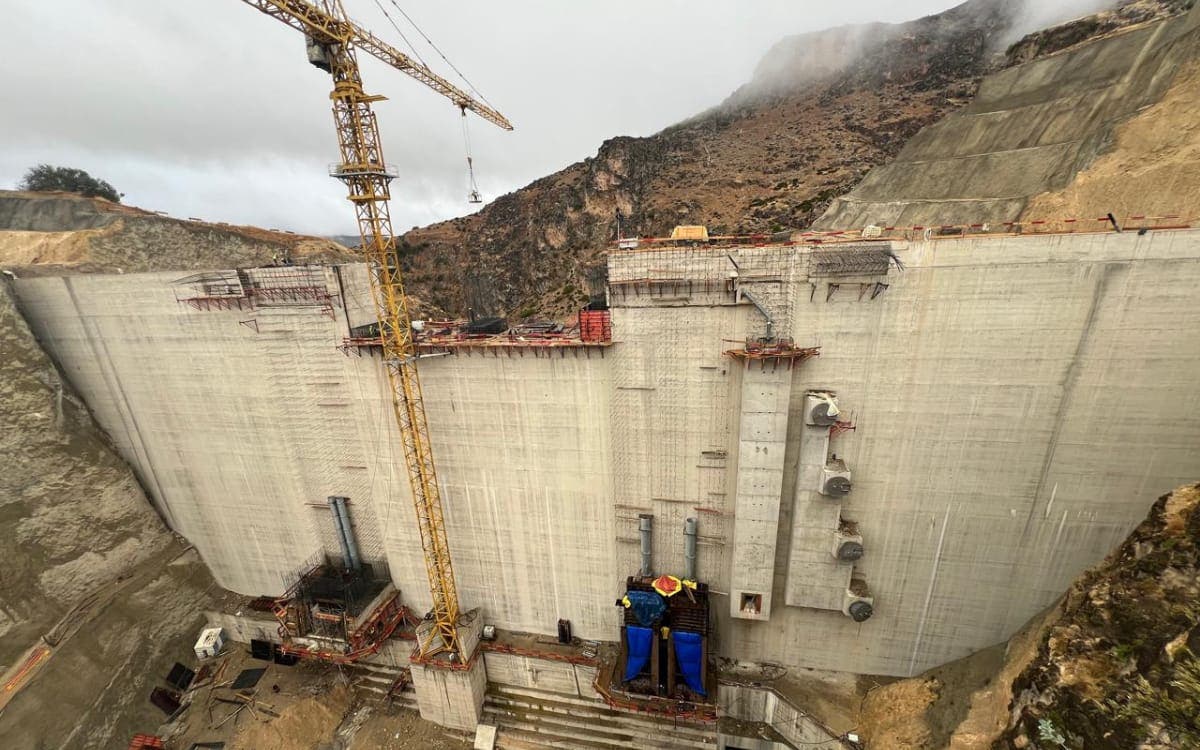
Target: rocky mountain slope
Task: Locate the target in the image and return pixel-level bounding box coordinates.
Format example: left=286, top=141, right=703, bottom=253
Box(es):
left=397, top=0, right=1191, bottom=320
left=0, top=189, right=353, bottom=275
left=399, top=0, right=1013, bottom=318
left=855, top=483, right=1200, bottom=750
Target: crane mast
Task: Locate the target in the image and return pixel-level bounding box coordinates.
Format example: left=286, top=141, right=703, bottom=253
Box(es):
left=238, top=0, right=511, bottom=659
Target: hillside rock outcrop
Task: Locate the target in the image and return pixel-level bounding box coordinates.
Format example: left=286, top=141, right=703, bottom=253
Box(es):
left=0, top=190, right=353, bottom=275
left=996, top=484, right=1200, bottom=750
left=399, top=0, right=1194, bottom=320
left=398, top=0, right=1020, bottom=318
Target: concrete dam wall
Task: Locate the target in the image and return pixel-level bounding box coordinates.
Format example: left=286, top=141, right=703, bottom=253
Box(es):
left=12, top=228, right=1200, bottom=676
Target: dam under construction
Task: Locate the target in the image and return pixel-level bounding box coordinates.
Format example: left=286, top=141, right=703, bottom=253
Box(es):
left=9, top=219, right=1200, bottom=747
left=6, top=1, right=1200, bottom=748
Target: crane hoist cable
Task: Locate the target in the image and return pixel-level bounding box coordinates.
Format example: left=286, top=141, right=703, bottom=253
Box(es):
left=461, top=107, right=482, bottom=204
left=366, top=0, right=494, bottom=203
left=369, top=0, right=431, bottom=71
left=384, top=0, right=499, bottom=112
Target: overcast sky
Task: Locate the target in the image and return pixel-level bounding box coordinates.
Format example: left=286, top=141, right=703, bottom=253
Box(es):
left=0, top=1, right=1109, bottom=236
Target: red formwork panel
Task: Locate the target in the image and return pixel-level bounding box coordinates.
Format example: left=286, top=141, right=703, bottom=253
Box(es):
left=579, top=309, right=612, bottom=343
left=128, top=735, right=165, bottom=750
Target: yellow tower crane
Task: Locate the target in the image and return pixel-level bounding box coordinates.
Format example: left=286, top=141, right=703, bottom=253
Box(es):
left=237, top=0, right=512, bottom=660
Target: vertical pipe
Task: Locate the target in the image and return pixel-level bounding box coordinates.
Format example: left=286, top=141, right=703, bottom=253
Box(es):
left=335, top=496, right=362, bottom=571
left=638, top=514, right=654, bottom=577
left=684, top=517, right=698, bottom=580
left=328, top=496, right=354, bottom=571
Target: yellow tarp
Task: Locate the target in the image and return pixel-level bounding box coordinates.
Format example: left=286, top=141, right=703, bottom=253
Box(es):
left=670, top=225, right=709, bottom=241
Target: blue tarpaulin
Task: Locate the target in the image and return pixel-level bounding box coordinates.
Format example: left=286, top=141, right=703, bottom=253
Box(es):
left=624, top=626, right=654, bottom=682
left=672, top=631, right=706, bottom=695
left=624, top=590, right=666, bottom=627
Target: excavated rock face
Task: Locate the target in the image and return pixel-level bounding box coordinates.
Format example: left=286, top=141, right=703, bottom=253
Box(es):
left=815, top=0, right=1199, bottom=231
left=997, top=484, right=1200, bottom=750
left=0, top=282, right=222, bottom=748
left=0, top=284, right=169, bottom=663
left=0, top=190, right=353, bottom=275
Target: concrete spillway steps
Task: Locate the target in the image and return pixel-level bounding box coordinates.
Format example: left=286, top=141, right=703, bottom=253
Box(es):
left=346, top=661, right=416, bottom=709
left=485, top=684, right=715, bottom=750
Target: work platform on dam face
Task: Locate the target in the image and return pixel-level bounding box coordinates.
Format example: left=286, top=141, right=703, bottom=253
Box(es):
left=10, top=226, right=1200, bottom=683
left=338, top=311, right=614, bottom=358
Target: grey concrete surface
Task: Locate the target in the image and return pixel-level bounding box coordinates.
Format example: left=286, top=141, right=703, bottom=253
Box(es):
left=729, top=361, right=793, bottom=622
left=11, top=227, right=1200, bottom=677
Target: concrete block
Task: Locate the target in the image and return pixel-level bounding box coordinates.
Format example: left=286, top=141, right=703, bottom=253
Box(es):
left=481, top=652, right=579, bottom=695
left=473, top=724, right=497, bottom=750
left=717, top=683, right=840, bottom=748
left=574, top=664, right=600, bottom=698
left=411, top=657, right=487, bottom=731
left=204, top=610, right=279, bottom=645
left=411, top=613, right=488, bottom=730
left=730, top=363, right=794, bottom=621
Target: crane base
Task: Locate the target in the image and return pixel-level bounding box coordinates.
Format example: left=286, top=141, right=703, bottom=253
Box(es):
left=410, top=612, right=487, bottom=731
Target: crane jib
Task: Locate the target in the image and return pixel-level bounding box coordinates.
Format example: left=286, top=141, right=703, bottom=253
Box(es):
left=240, top=0, right=512, bottom=130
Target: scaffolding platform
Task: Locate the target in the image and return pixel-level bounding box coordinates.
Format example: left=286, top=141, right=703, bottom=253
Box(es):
left=272, top=558, right=417, bottom=664
left=338, top=310, right=613, bottom=359
left=594, top=640, right=719, bottom=724
left=173, top=266, right=337, bottom=319
left=724, top=341, right=820, bottom=366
